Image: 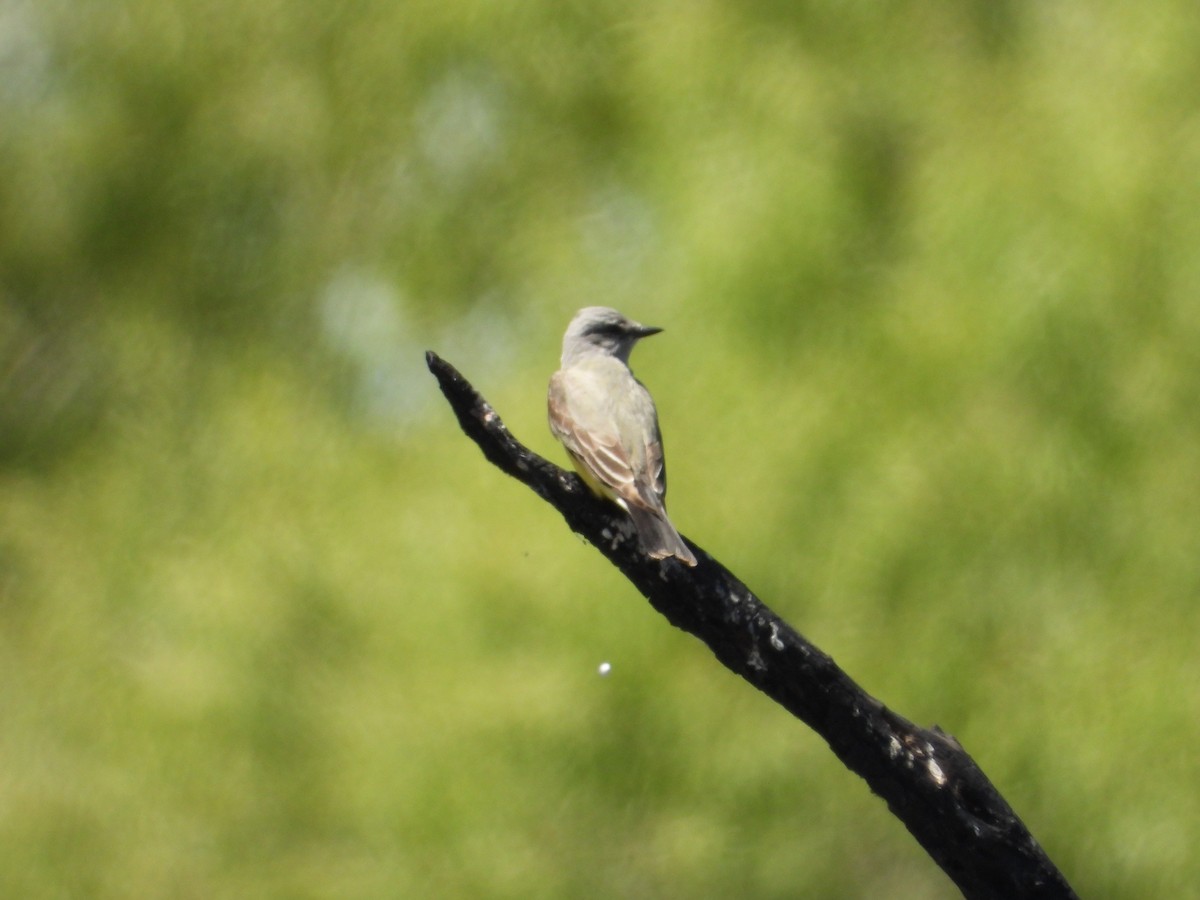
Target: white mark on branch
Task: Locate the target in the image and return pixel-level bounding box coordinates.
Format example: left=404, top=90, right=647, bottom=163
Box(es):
left=928, top=758, right=947, bottom=786
left=769, top=622, right=785, bottom=652
left=748, top=646, right=766, bottom=672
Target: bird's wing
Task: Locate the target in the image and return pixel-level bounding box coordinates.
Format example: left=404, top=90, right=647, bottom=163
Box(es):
left=643, top=409, right=667, bottom=503
left=548, top=371, right=650, bottom=510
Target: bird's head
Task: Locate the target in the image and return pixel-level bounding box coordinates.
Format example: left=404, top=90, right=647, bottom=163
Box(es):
left=561, top=306, right=662, bottom=366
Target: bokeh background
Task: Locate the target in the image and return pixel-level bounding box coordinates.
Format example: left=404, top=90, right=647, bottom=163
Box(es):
left=3, top=1, right=1199, bottom=897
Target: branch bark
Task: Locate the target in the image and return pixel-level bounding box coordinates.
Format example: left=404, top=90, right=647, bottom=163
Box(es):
left=426, top=350, right=1077, bottom=900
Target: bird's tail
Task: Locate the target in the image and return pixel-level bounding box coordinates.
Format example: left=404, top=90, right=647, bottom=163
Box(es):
left=628, top=504, right=698, bottom=566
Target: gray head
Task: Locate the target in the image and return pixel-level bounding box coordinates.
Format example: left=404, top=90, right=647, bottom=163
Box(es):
left=560, top=306, right=663, bottom=367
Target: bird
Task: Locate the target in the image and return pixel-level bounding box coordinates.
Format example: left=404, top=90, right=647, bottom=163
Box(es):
left=547, top=306, right=697, bottom=566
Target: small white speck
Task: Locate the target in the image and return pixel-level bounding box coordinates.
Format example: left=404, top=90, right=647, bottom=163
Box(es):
left=928, top=759, right=946, bottom=786
left=888, top=736, right=903, bottom=759
left=598, top=662, right=612, bottom=677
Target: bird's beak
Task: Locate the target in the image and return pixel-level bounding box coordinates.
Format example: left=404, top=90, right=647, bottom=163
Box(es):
left=634, top=324, right=663, bottom=338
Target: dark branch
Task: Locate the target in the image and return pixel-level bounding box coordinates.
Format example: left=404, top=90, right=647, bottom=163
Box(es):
left=426, top=350, right=1077, bottom=900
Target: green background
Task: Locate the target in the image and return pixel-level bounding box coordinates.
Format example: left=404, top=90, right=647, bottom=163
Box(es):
left=3, top=1, right=1199, bottom=896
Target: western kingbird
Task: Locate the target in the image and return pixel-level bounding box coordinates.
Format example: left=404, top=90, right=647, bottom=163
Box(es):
left=547, top=307, right=697, bottom=566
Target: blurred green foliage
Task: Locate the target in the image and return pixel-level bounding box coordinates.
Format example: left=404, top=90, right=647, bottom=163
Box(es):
left=2, top=0, right=1199, bottom=896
